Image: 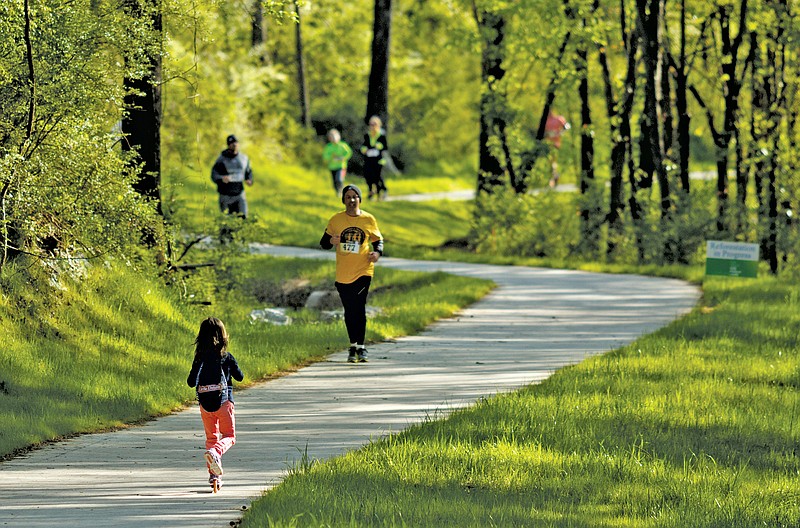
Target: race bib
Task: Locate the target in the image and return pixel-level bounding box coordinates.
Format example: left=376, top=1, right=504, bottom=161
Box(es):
left=226, top=170, right=245, bottom=182
left=366, top=148, right=380, bottom=158
left=341, top=241, right=360, bottom=253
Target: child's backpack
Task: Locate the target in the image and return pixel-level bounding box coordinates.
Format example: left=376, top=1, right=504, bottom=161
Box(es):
left=195, top=361, right=227, bottom=412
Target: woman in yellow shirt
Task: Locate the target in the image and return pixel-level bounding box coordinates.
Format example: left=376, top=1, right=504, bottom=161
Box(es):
left=319, top=184, right=384, bottom=362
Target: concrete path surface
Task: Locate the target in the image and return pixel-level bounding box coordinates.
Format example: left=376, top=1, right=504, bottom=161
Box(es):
left=0, top=247, right=700, bottom=528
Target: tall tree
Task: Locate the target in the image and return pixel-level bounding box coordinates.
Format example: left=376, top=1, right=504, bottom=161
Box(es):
left=598, top=0, right=641, bottom=259
left=690, top=0, right=751, bottom=233
left=576, top=11, right=599, bottom=255
left=751, top=0, right=789, bottom=273
left=636, top=0, right=670, bottom=221
left=0, top=0, right=157, bottom=272
left=668, top=0, right=699, bottom=194
left=294, top=1, right=310, bottom=127
left=251, top=0, right=269, bottom=64
left=252, top=0, right=265, bottom=48
left=475, top=6, right=508, bottom=195
left=122, top=0, right=162, bottom=215
left=659, top=10, right=674, bottom=170
left=366, top=0, right=392, bottom=126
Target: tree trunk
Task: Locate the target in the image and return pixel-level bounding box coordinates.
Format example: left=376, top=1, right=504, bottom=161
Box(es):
left=660, top=12, right=674, bottom=167
left=766, top=144, right=778, bottom=273
left=599, top=0, right=638, bottom=259
left=752, top=1, right=788, bottom=273
left=734, top=125, right=747, bottom=233
left=122, top=0, right=162, bottom=215
left=294, top=1, right=310, bottom=128
left=500, top=121, right=520, bottom=193
left=712, top=0, right=750, bottom=233
left=785, top=52, right=797, bottom=267
left=751, top=30, right=767, bottom=222
left=366, top=0, right=392, bottom=127
left=636, top=0, right=670, bottom=222
left=476, top=9, right=507, bottom=195
left=674, top=0, right=691, bottom=193
left=577, top=43, right=598, bottom=255
left=23, top=0, right=35, bottom=143
left=252, top=0, right=265, bottom=48
left=251, top=0, right=268, bottom=63
left=687, top=71, right=732, bottom=232
left=578, top=47, right=593, bottom=199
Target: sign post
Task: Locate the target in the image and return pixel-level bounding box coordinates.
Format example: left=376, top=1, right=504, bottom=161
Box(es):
left=705, top=240, right=759, bottom=278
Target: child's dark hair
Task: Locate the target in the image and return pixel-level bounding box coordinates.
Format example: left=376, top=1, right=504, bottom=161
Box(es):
left=193, top=317, right=229, bottom=361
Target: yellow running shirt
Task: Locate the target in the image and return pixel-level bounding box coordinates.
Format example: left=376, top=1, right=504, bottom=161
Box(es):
left=325, top=210, right=383, bottom=284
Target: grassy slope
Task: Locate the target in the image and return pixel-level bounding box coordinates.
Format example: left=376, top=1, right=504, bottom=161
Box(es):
left=166, top=153, right=476, bottom=251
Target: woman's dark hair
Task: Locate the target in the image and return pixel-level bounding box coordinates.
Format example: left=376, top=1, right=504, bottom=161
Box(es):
left=193, top=317, right=229, bottom=362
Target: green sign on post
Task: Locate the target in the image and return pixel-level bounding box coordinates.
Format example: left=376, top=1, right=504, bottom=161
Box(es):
left=705, top=240, right=759, bottom=278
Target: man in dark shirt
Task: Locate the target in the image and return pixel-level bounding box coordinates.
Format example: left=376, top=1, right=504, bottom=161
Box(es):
left=211, top=134, right=254, bottom=218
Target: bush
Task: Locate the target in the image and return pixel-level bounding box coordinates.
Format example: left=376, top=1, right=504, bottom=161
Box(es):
left=471, top=188, right=580, bottom=259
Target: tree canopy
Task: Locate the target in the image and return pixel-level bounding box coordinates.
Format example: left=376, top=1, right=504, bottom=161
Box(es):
left=0, top=0, right=797, bottom=273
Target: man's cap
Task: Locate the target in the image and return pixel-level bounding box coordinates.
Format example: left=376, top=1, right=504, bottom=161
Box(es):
left=226, top=134, right=238, bottom=144
left=342, top=184, right=362, bottom=204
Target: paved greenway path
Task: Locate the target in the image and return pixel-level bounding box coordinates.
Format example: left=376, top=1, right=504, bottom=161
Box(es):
left=0, top=246, right=700, bottom=528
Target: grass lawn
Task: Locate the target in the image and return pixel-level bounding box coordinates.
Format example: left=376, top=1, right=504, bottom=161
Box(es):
left=165, top=158, right=476, bottom=252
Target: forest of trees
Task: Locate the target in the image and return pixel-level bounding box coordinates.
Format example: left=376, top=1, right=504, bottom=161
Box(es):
left=0, top=0, right=798, bottom=275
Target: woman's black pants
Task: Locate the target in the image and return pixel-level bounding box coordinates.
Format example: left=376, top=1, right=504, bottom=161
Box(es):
left=335, top=275, right=372, bottom=345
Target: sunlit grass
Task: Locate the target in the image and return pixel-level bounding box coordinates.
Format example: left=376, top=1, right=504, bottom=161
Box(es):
left=164, top=158, right=476, bottom=252
left=240, top=275, right=800, bottom=527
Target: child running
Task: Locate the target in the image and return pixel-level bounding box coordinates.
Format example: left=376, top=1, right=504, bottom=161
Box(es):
left=186, top=317, right=244, bottom=491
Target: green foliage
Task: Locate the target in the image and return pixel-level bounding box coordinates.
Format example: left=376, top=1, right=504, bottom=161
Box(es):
left=159, top=0, right=485, bottom=178
left=0, top=0, right=161, bottom=270
left=161, top=0, right=307, bottom=171
left=390, top=1, right=480, bottom=170
left=468, top=180, right=724, bottom=267
left=471, top=188, right=581, bottom=259
left=626, top=182, right=718, bottom=266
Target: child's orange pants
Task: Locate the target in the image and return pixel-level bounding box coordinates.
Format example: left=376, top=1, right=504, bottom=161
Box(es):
left=200, top=400, right=235, bottom=472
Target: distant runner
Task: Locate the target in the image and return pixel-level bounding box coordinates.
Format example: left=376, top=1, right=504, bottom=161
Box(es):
left=322, top=128, right=352, bottom=196
left=360, top=116, right=389, bottom=200
left=211, top=134, right=254, bottom=218
left=544, top=111, right=570, bottom=188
